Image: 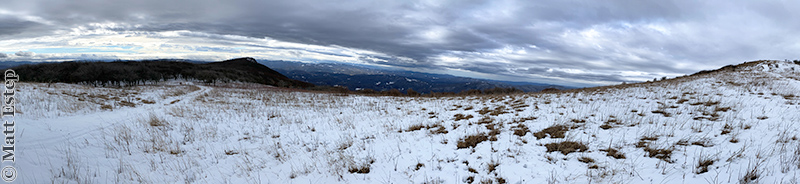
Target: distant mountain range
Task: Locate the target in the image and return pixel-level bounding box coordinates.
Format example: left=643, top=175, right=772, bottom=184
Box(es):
left=261, top=60, right=571, bottom=93
left=0, top=58, right=571, bottom=92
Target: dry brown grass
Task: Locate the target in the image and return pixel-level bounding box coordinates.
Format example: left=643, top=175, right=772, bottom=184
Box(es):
left=454, top=114, right=474, bottom=121
left=600, top=148, right=626, bottom=159
left=691, top=139, right=714, bottom=147
left=651, top=109, right=671, bottom=117
left=147, top=113, right=167, bottom=127
left=118, top=100, right=136, bottom=107
left=533, top=124, right=577, bottom=139
left=406, top=124, right=426, bottom=132
left=429, top=124, right=449, bottom=134
left=487, top=160, right=500, bottom=172
left=225, top=150, right=239, bottom=155
left=477, top=107, right=492, bottom=115
left=544, top=141, right=588, bottom=155
left=721, top=124, right=733, bottom=135
left=457, top=133, right=489, bottom=149
left=643, top=146, right=674, bottom=163
left=488, top=106, right=510, bottom=116
left=696, top=158, right=714, bottom=174
left=348, top=165, right=371, bottom=174
left=512, top=124, right=529, bottom=137
left=578, top=157, right=595, bottom=163
left=100, top=104, right=113, bottom=110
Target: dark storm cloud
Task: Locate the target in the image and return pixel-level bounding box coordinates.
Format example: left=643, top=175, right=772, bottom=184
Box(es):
left=0, top=16, right=44, bottom=36
left=3, top=0, right=800, bottom=86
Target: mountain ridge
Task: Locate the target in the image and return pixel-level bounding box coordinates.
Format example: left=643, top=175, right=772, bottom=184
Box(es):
left=9, top=57, right=314, bottom=88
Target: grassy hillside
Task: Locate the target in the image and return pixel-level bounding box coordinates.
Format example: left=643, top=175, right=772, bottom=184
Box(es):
left=15, top=60, right=800, bottom=183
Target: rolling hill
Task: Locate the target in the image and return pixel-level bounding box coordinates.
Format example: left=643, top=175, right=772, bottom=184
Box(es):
left=16, top=60, right=800, bottom=183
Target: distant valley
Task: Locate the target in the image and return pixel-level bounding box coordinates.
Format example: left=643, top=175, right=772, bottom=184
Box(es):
left=1, top=59, right=572, bottom=93
left=262, top=60, right=571, bottom=93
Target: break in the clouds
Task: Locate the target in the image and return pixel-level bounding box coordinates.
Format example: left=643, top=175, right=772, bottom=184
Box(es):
left=1, top=0, right=800, bottom=86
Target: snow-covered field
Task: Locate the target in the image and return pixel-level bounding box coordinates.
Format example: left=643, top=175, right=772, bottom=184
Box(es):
left=15, top=60, right=800, bottom=183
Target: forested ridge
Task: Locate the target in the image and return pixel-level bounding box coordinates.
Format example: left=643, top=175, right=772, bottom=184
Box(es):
left=12, top=57, right=314, bottom=88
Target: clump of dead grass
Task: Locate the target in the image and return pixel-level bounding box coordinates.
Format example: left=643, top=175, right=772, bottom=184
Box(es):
left=512, top=124, right=529, bottom=137
left=534, top=124, right=578, bottom=139
left=544, top=141, right=588, bottom=155
left=600, top=148, right=626, bottom=159
left=454, top=114, right=474, bottom=121
left=147, top=113, right=167, bottom=127
left=457, top=133, right=489, bottom=149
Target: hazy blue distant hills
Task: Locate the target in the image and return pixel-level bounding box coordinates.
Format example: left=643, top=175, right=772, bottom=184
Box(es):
left=261, top=60, right=571, bottom=93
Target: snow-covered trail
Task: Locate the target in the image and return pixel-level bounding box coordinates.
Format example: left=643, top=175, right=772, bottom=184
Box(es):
left=16, top=84, right=210, bottom=183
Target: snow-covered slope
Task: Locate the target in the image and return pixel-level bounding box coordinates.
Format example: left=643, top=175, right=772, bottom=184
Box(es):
left=15, top=60, right=800, bottom=183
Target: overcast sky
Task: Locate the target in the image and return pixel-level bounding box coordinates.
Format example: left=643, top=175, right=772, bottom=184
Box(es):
left=1, top=0, right=799, bottom=86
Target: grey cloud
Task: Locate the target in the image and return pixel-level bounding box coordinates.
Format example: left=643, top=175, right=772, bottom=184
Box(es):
left=0, top=16, right=44, bottom=36
left=15, top=51, right=34, bottom=57
left=0, top=53, right=7, bottom=58
left=3, top=0, right=800, bottom=86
